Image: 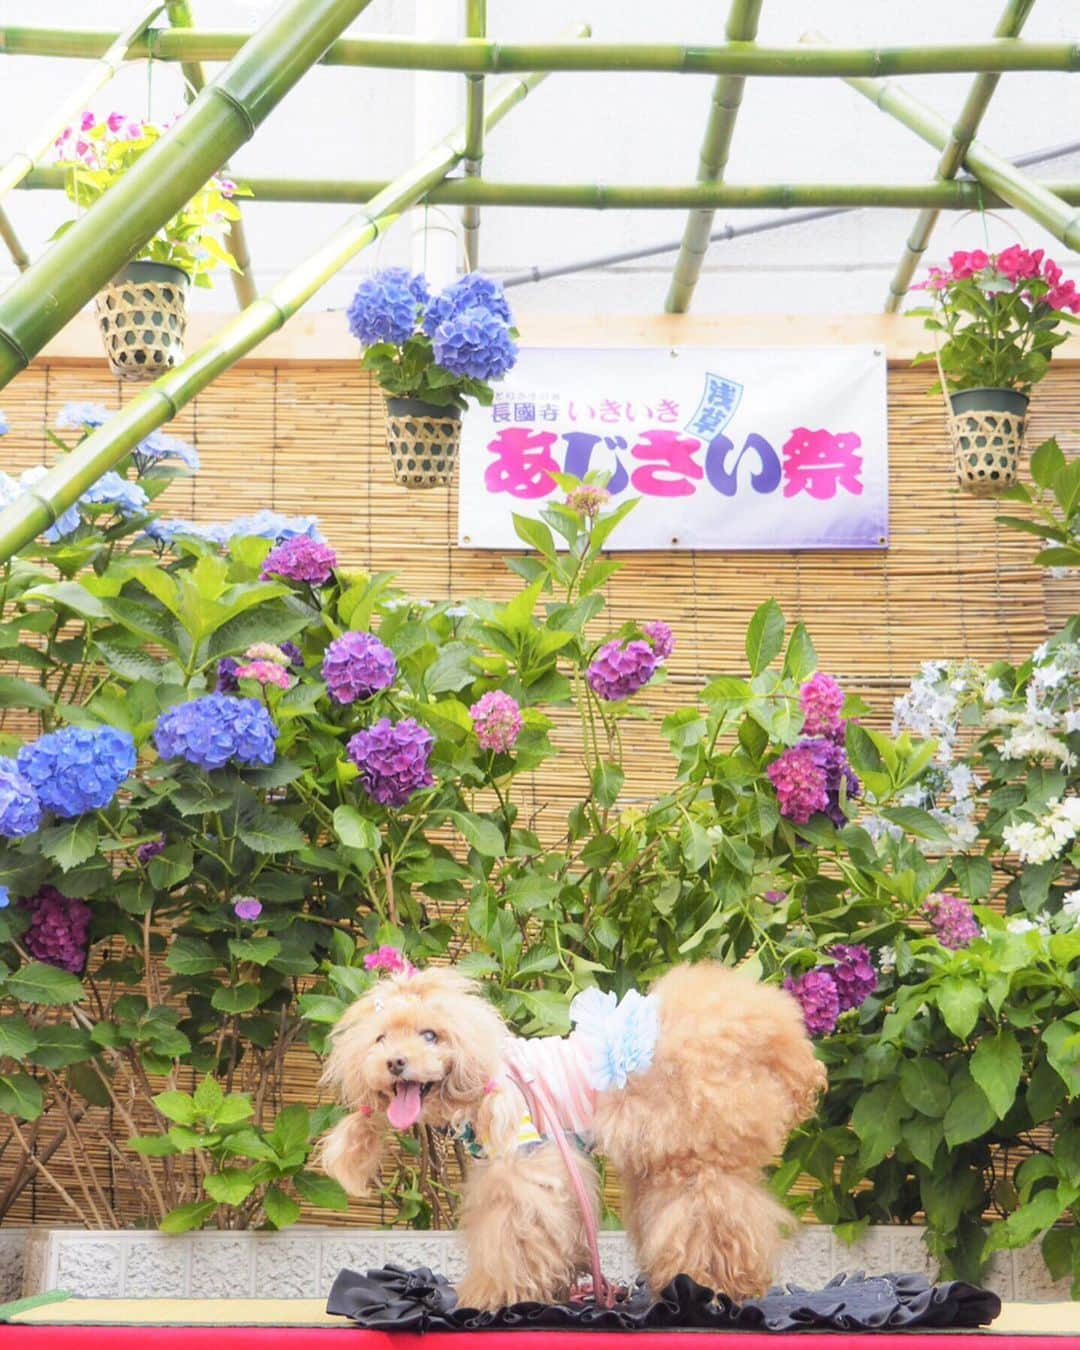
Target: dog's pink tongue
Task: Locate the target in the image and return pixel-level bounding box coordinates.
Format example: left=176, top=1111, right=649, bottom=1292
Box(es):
left=387, top=1082, right=423, bottom=1130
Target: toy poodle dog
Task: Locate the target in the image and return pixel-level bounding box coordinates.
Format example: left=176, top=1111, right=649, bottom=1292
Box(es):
left=319, top=961, right=825, bottom=1311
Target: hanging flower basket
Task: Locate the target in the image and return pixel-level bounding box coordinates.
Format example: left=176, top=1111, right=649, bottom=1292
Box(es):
left=946, top=387, right=1028, bottom=494
left=385, top=397, right=463, bottom=489
left=95, top=261, right=190, bottom=381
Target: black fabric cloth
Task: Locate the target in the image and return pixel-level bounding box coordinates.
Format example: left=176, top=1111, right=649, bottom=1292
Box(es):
left=325, top=1263, right=1001, bottom=1333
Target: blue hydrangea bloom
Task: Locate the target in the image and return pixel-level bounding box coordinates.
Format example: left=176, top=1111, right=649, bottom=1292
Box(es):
left=0, top=409, right=8, bottom=437
left=56, top=403, right=110, bottom=431
left=570, top=987, right=660, bottom=1092
left=433, top=306, right=518, bottom=381
left=0, top=757, right=42, bottom=838
left=149, top=511, right=321, bottom=548
left=17, top=726, right=136, bottom=818
left=81, top=471, right=149, bottom=517
left=421, top=273, right=512, bottom=337
left=13, top=466, right=82, bottom=543
left=347, top=268, right=428, bottom=347
left=154, top=694, right=277, bottom=771
left=132, top=430, right=200, bottom=473
left=0, top=885, right=9, bottom=909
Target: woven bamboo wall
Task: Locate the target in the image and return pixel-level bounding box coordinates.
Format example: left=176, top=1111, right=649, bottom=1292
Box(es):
left=1, top=342, right=1077, bottom=1230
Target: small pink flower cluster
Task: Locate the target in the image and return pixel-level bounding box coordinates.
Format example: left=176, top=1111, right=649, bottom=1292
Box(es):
left=565, top=485, right=610, bottom=517
left=54, top=110, right=236, bottom=198
left=470, top=690, right=523, bottom=753
left=235, top=643, right=295, bottom=689
left=363, top=944, right=414, bottom=975
left=919, top=247, right=1079, bottom=312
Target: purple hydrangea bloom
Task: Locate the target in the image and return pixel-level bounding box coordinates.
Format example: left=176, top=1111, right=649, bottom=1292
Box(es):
left=216, top=657, right=240, bottom=694
left=802, top=737, right=861, bottom=827
left=21, top=886, right=92, bottom=974
left=432, top=306, right=518, bottom=381
left=923, top=893, right=981, bottom=949
left=470, top=690, right=523, bottom=753
left=260, top=536, right=338, bottom=585
left=586, top=639, right=658, bottom=702
left=154, top=694, right=277, bottom=771
left=17, top=727, right=136, bottom=818
left=800, top=673, right=846, bottom=740
left=137, top=837, right=166, bottom=864
left=279, top=641, right=303, bottom=668
left=769, top=738, right=860, bottom=828
left=422, top=273, right=512, bottom=336
left=783, top=968, right=840, bottom=1037
left=347, top=717, right=434, bottom=808
left=233, top=896, right=262, bottom=921
left=643, top=620, right=675, bottom=662
left=347, top=268, right=428, bottom=347
left=0, top=758, right=42, bottom=838
left=827, top=943, right=877, bottom=1012
left=322, top=631, right=397, bottom=704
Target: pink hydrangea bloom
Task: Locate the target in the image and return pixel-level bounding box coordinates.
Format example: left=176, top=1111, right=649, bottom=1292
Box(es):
left=233, top=897, right=262, bottom=921
left=587, top=639, right=658, bottom=702
left=800, top=673, right=845, bottom=740
left=783, top=968, right=840, bottom=1037
left=996, top=244, right=1044, bottom=282
left=923, top=893, right=981, bottom=949
left=470, top=690, right=523, bottom=753
left=766, top=745, right=829, bottom=824
left=235, top=660, right=292, bottom=689
left=643, top=621, right=675, bottom=662
left=363, top=945, right=413, bottom=975
left=948, top=249, right=989, bottom=280
left=261, top=536, right=338, bottom=585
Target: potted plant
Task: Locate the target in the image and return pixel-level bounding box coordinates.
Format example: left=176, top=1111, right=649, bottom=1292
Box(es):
left=913, top=247, right=1079, bottom=493
left=54, top=111, right=246, bottom=380
left=346, top=269, right=518, bottom=488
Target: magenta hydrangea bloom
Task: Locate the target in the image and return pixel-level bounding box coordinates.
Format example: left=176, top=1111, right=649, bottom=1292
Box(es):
left=233, top=897, right=262, bottom=921
left=924, top=893, right=981, bottom=950
left=827, top=943, right=877, bottom=1012
left=587, top=639, right=658, bottom=702
left=260, top=536, right=338, bottom=585
left=347, top=717, right=434, bottom=808
left=470, top=690, right=523, bottom=753
left=783, top=968, right=840, bottom=1037
left=322, top=632, right=397, bottom=704
left=767, top=744, right=830, bottom=824
left=800, top=673, right=845, bottom=740
left=762, top=890, right=787, bottom=905
left=363, top=945, right=413, bottom=975
left=643, top=621, right=675, bottom=662
left=20, top=886, right=92, bottom=974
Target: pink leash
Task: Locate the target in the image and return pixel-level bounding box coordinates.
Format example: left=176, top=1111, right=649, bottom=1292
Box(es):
left=503, top=1061, right=617, bottom=1309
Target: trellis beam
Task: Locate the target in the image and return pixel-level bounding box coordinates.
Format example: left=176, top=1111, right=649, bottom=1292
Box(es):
left=165, top=0, right=257, bottom=308
left=0, top=35, right=584, bottom=564
left=0, top=5, right=166, bottom=205
left=462, top=0, right=486, bottom=270
left=844, top=69, right=1080, bottom=255
left=4, top=30, right=1080, bottom=77
left=666, top=0, right=763, bottom=314
left=21, top=166, right=1080, bottom=210
left=0, top=0, right=381, bottom=393
left=884, top=0, right=1036, bottom=312
left=0, top=207, right=30, bottom=271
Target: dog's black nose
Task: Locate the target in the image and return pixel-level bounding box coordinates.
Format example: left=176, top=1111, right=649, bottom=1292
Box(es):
left=388, top=1057, right=407, bottom=1077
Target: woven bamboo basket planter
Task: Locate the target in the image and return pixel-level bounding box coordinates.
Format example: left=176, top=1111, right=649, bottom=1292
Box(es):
left=94, top=261, right=190, bottom=380
left=946, top=387, right=1029, bottom=494
left=384, top=397, right=463, bottom=489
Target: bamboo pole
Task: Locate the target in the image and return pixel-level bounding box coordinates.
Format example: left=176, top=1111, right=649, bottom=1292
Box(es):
left=842, top=67, right=1080, bottom=254
left=0, top=205, right=29, bottom=270
left=164, top=0, right=257, bottom=308
left=665, top=0, right=762, bottom=315
left=0, top=0, right=380, bottom=393
left=462, top=0, right=486, bottom=270
left=4, top=29, right=1080, bottom=77
left=883, top=0, right=1036, bottom=312
left=0, top=4, right=166, bottom=206
left=19, top=165, right=1080, bottom=209
left=0, top=33, right=585, bottom=563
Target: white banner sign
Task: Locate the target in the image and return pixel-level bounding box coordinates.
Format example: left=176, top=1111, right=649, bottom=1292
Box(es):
left=457, top=346, right=888, bottom=550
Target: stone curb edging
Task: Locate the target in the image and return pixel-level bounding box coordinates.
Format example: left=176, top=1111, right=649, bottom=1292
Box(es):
left=0, top=1225, right=1072, bottom=1303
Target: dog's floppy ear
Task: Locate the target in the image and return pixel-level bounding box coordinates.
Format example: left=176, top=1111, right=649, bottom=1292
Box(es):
left=316, top=986, right=389, bottom=1195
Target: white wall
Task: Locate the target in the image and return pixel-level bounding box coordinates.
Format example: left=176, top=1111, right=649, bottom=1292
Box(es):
left=0, top=0, right=1078, bottom=317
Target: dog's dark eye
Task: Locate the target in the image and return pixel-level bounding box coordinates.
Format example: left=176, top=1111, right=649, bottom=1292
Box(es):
left=375, top=1033, right=385, bottom=1044
left=420, top=1029, right=438, bottom=1044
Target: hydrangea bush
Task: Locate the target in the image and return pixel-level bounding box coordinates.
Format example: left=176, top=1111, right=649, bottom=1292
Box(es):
left=0, top=415, right=1075, bottom=1289
left=347, top=268, right=518, bottom=409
